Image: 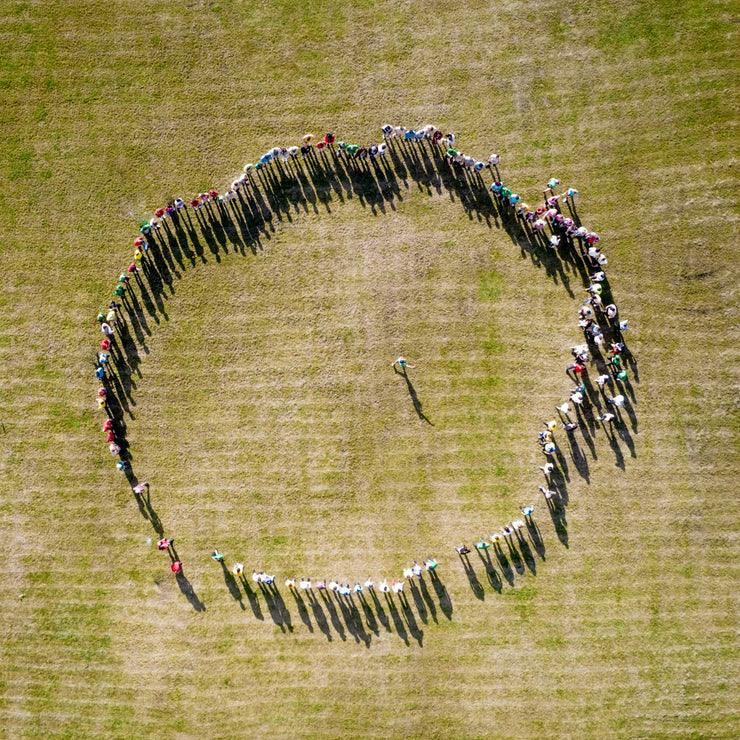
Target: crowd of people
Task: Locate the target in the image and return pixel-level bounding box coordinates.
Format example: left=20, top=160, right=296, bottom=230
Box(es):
left=216, top=555, right=442, bottom=598
left=92, top=121, right=633, bottom=597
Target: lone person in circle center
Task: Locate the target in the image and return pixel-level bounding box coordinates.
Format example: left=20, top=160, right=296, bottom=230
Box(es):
left=392, top=356, right=416, bottom=373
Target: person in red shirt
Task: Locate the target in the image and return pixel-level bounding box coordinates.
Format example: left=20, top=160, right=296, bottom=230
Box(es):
left=171, top=560, right=182, bottom=573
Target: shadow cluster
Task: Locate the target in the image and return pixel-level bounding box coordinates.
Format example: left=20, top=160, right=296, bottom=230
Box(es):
left=219, top=569, right=453, bottom=647
left=458, top=518, right=547, bottom=599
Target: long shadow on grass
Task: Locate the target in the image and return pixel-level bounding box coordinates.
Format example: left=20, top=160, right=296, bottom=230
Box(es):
left=544, top=491, right=569, bottom=549
left=428, top=570, right=453, bottom=619
left=394, top=367, right=433, bottom=424
left=239, top=575, right=264, bottom=621
left=527, top=518, right=547, bottom=561
left=493, top=544, right=515, bottom=587
left=335, top=594, right=371, bottom=647
left=291, top=590, right=314, bottom=633
left=409, top=579, right=430, bottom=623
left=319, top=591, right=347, bottom=641
left=306, top=591, right=333, bottom=641
left=260, top=583, right=292, bottom=633
left=398, top=592, right=424, bottom=647
left=219, top=562, right=245, bottom=610
left=383, top=592, right=410, bottom=646
left=357, top=592, right=380, bottom=635
left=514, top=529, right=537, bottom=575
left=369, top=590, right=391, bottom=633
left=474, top=549, right=501, bottom=595
left=175, top=571, right=206, bottom=612
left=124, top=474, right=164, bottom=537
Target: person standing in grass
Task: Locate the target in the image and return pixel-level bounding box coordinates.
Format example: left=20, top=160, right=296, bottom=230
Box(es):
left=596, top=374, right=611, bottom=388
left=392, top=356, right=415, bottom=372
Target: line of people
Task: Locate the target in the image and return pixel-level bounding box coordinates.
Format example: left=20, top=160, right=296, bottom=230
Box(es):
left=211, top=550, right=441, bottom=598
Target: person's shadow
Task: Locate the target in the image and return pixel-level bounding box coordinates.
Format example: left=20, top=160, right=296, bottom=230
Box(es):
left=175, top=571, right=206, bottom=612
left=219, top=561, right=245, bottom=610
left=394, top=366, right=433, bottom=424
left=239, top=575, right=264, bottom=620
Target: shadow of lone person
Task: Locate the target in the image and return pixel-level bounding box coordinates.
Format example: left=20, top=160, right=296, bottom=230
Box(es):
left=394, top=365, right=433, bottom=425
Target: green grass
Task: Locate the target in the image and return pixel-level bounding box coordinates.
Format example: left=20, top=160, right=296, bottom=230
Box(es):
left=0, top=0, right=738, bottom=737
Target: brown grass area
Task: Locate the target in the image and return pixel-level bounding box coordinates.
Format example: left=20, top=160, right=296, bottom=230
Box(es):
left=0, top=0, right=738, bottom=737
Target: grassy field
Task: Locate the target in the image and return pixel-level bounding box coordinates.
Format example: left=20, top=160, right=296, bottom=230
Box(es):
left=0, top=0, right=738, bottom=737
